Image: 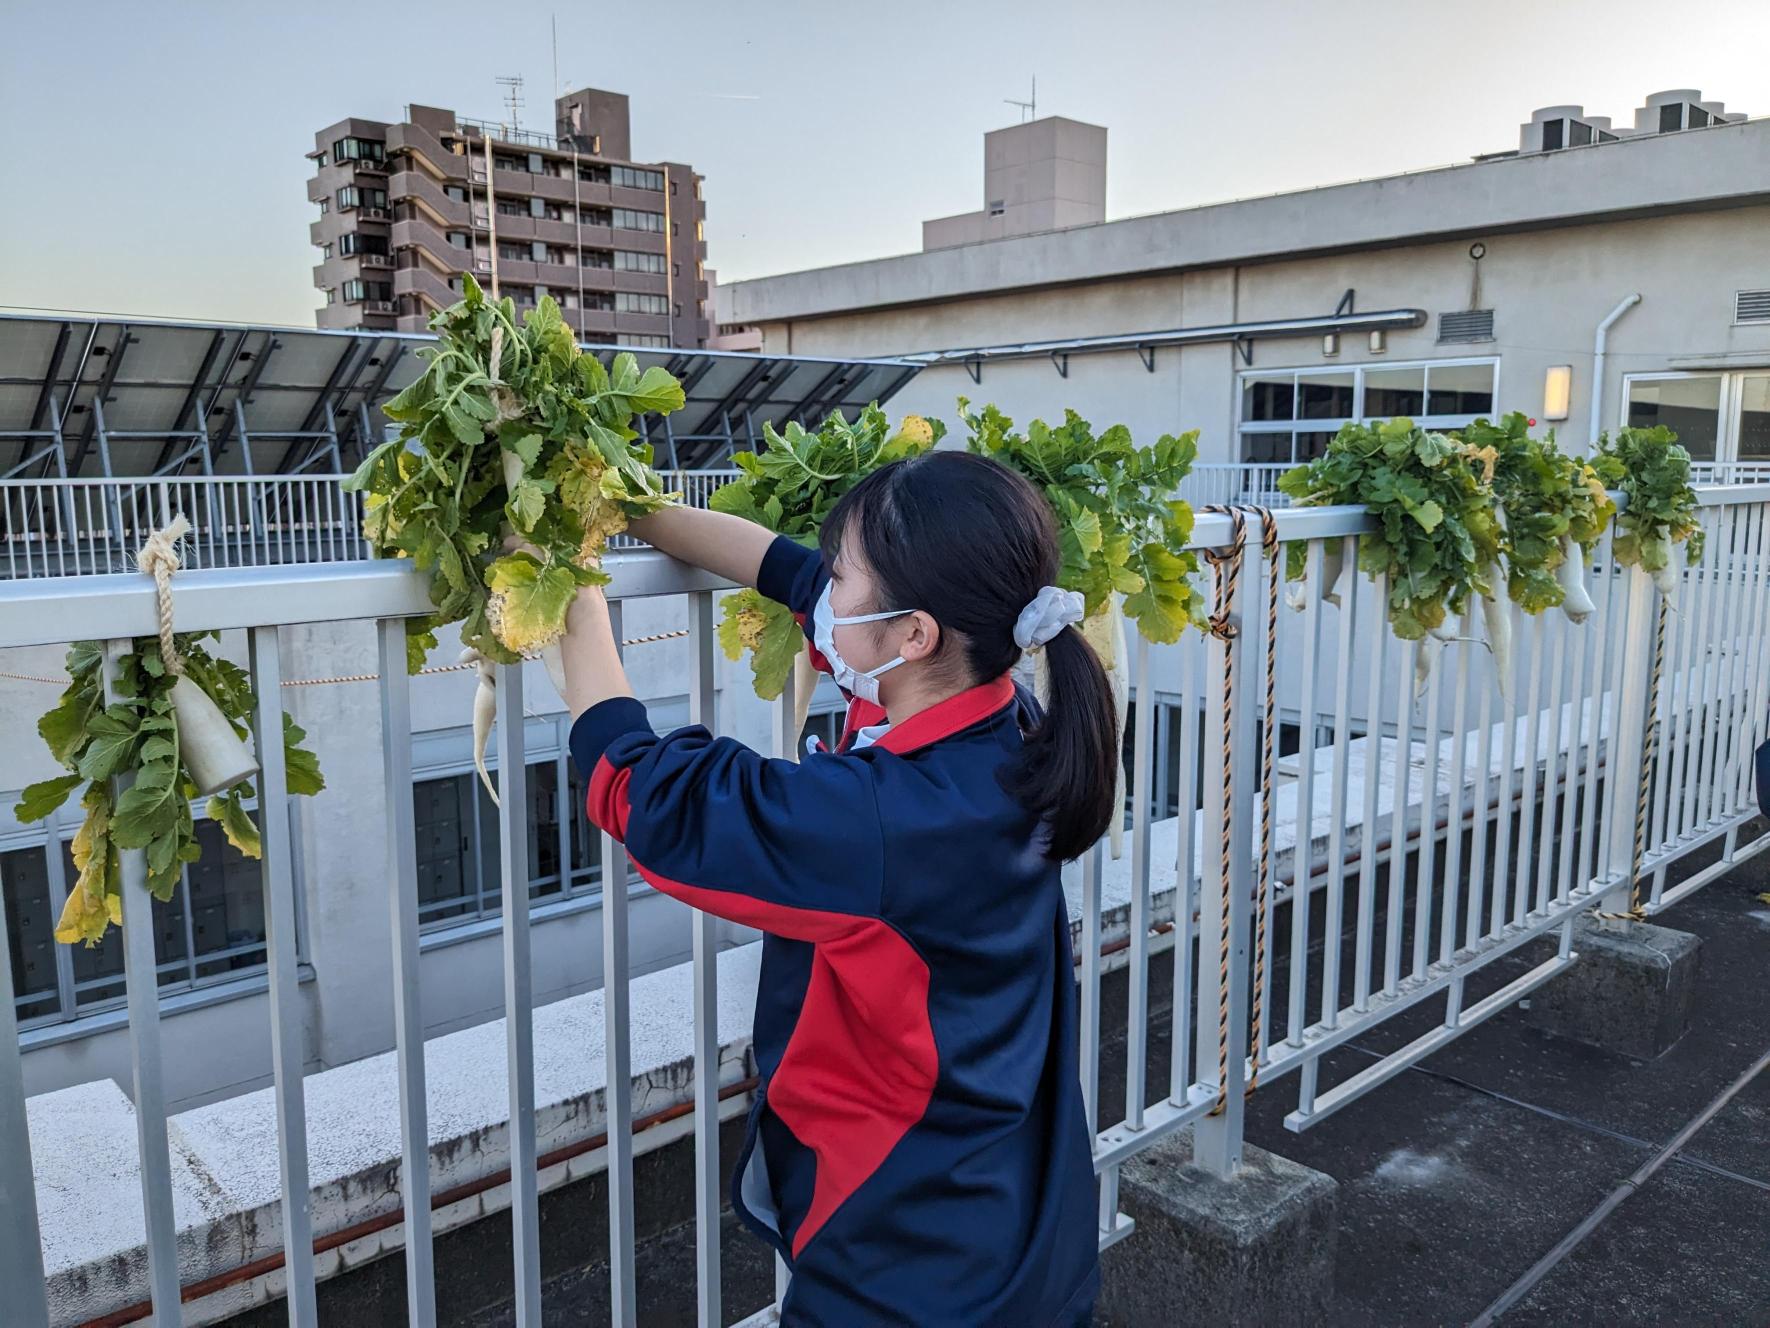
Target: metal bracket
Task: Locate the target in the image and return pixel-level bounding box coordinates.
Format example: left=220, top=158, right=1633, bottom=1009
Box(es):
left=1335, top=289, right=1355, bottom=317
left=1136, top=345, right=1156, bottom=373
left=1050, top=350, right=1069, bottom=379
left=1235, top=337, right=1254, bottom=367
left=963, top=357, right=982, bottom=386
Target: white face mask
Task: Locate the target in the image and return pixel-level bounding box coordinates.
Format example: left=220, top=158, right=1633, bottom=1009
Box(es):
left=812, top=581, right=919, bottom=705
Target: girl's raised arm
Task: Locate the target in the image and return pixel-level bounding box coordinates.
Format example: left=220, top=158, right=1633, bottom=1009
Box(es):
left=627, top=505, right=776, bottom=589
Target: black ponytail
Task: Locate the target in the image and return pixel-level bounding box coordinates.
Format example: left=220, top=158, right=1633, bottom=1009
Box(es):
left=820, top=450, right=1120, bottom=861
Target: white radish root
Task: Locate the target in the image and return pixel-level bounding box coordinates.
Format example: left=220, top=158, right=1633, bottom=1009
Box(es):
left=540, top=641, right=570, bottom=703
left=1556, top=535, right=1596, bottom=624
left=1651, top=541, right=1682, bottom=604
left=1286, top=540, right=1348, bottom=612
left=1479, top=565, right=1512, bottom=703
left=461, top=647, right=500, bottom=806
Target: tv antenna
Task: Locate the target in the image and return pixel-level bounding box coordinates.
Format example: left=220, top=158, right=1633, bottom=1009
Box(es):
left=1005, top=76, right=1036, bottom=123
left=495, top=75, right=526, bottom=130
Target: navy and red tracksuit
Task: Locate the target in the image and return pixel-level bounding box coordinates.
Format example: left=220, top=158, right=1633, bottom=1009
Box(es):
left=570, top=536, right=1099, bottom=1326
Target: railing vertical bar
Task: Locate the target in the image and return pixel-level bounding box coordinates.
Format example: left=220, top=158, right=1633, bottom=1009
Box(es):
left=495, top=661, right=542, bottom=1326
left=602, top=598, right=639, bottom=1328
left=103, top=638, right=184, bottom=1320
left=1352, top=574, right=1387, bottom=1014
left=1079, top=841, right=1103, bottom=1137
left=1285, top=539, right=1324, bottom=1046
left=375, top=618, right=438, bottom=1325
left=1124, top=629, right=1154, bottom=1132
left=0, top=842, right=51, bottom=1328
left=1663, top=512, right=1704, bottom=848
left=1706, top=505, right=1743, bottom=829
left=1167, top=633, right=1200, bottom=1103
left=1489, top=601, right=1520, bottom=935
left=686, top=590, right=723, bottom=1328
left=1600, top=568, right=1656, bottom=913
left=1193, top=513, right=1253, bottom=1176
left=246, top=625, right=319, bottom=1327
left=1465, top=617, right=1497, bottom=945
left=1732, top=505, right=1770, bottom=815
left=1579, top=539, right=1622, bottom=890
left=1555, top=602, right=1593, bottom=906
left=1513, top=612, right=1547, bottom=925
left=1412, top=650, right=1442, bottom=982
left=1440, top=610, right=1474, bottom=961
left=1677, top=509, right=1720, bottom=842
left=1532, top=614, right=1568, bottom=916
left=1319, top=535, right=1357, bottom=1028
left=1383, top=638, right=1413, bottom=995
left=1690, top=507, right=1726, bottom=833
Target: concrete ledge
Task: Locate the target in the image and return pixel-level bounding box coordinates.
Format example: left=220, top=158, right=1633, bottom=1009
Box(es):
left=1526, top=914, right=1702, bottom=1060
left=1099, top=1132, right=1338, bottom=1327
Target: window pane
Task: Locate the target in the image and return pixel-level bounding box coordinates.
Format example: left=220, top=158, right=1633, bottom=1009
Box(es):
left=60, top=841, right=188, bottom=1006
left=1362, top=366, right=1426, bottom=418
left=529, top=760, right=562, bottom=898
left=414, top=775, right=473, bottom=922
left=3, top=847, right=59, bottom=1022
left=1659, top=104, right=1683, bottom=133
left=185, top=819, right=266, bottom=979
left=1426, top=362, right=1495, bottom=416
left=1295, top=431, right=1335, bottom=462
left=1569, top=120, right=1593, bottom=147
left=1627, top=376, right=1722, bottom=460
left=1542, top=119, right=1564, bottom=151
left=476, top=779, right=501, bottom=915
left=1241, top=374, right=1295, bottom=423
left=1297, top=371, right=1354, bottom=420
left=1738, top=377, right=1770, bottom=460
left=1240, top=431, right=1293, bottom=465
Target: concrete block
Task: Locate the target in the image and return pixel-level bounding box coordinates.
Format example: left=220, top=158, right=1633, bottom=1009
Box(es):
left=1527, top=915, right=1701, bottom=1060
left=1098, top=1132, right=1337, bottom=1328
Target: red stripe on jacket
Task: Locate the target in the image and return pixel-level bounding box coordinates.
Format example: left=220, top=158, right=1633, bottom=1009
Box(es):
left=586, top=755, right=938, bottom=1256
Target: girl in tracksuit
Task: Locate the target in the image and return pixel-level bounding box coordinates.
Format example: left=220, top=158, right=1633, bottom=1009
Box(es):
left=560, top=449, right=1112, bottom=1326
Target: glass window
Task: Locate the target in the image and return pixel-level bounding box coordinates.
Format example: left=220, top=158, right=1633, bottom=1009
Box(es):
left=1627, top=376, right=1722, bottom=460
left=339, top=233, right=388, bottom=257
left=1363, top=366, right=1426, bottom=418
left=1242, top=374, right=1295, bottom=423
left=1542, top=119, right=1564, bottom=151
left=530, top=196, right=545, bottom=218
left=1738, top=377, right=1770, bottom=460
left=1659, top=104, right=1683, bottom=133
left=1569, top=120, right=1593, bottom=147
left=1297, top=371, right=1355, bottom=420
left=445, top=185, right=467, bottom=203
left=447, top=231, right=469, bottom=249
left=613, top=250, right=665, bottom=274
left=612, top=208, right=664, bottom=233
left=1425, top=362, right=1494, bottom=416
left=333, top=136, right=385, bottom=163
left=620, top=333, right=671, bottom=348
left=616, top=292, right=668, bottom=316
left=342, top=279, right=364, bottom=302
left=1690, top=106, right=1711, bottom=128
left=4, top=846, right=58, bottom=1023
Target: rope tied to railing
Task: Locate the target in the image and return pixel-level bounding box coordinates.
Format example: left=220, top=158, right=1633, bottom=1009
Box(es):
left=135, top=514, right=191, bottom=676
left=1241, top=504, right=1281, bottom=1097
left=1199, top=505, right=1244, bottom=1115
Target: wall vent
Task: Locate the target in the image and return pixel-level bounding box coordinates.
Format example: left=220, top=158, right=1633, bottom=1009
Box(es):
left=1438, top=309, right=1495, bottom=343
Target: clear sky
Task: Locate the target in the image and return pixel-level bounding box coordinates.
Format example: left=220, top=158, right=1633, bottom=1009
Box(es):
left=2, top=0, right=1764, bottom=327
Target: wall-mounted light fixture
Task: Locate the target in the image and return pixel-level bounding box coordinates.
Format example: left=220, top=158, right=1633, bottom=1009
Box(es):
left=1543, top=364, right=1573, bottom=421
left=1322, top=333, right=1340, bottom=357
left=1368, top=329, right=1387, bottom=354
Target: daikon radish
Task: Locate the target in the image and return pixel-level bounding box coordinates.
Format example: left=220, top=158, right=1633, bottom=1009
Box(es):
left=461, top=647, right=500, bottom=805
left=1480, top=566, right=1512, bottom=702
left=1557, top=535, right=1597, bottom=624
left=1286, top=540, right=1348, bottom=612
left=1652, top=539, right=1682, bottom=603
left=1415, top=635, right=1442, bottom=695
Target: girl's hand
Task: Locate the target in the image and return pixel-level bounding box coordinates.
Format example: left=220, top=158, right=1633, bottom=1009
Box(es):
left=558, top=580, right=632, bottom=718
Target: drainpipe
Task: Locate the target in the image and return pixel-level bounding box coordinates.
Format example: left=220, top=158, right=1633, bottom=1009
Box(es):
left=1589, top=294, right=1641, bottom=449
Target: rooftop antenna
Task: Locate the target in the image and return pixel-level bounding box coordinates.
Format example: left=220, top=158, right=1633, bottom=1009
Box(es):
left=551, top=15, right=559, bottom=98
left=495, top=74, right=525, bottom=131
left=1005, top=76, right=1036, bottom=124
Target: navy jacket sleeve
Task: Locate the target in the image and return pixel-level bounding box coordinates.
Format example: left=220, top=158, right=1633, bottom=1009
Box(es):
left=756, top=533, right=825, bottom=621
left=570, top=697, right=884, bottom=937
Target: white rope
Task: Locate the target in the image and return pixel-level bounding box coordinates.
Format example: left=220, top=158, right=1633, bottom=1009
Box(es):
left=134, top=514, right=191, bottom=675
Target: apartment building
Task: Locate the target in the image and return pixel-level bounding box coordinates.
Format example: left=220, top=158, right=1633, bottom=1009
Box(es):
left=308, top=87, right=711, bottom=348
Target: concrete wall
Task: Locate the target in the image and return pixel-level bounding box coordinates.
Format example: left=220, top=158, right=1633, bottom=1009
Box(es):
left=754, top=206, right=1770, bottom=461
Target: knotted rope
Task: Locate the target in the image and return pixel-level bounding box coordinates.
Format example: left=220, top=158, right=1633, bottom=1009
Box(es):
left=1596, top=595, right=1669, bottom=923
left=135, top=515, right=191, bottom=676
left=1199, top=506, right=1244, bottom=1115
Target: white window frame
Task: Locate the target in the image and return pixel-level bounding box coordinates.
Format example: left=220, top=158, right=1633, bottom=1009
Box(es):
left=1235, top=356, right=1502, bottom=465
left=1619, top=369, right=1770, bottom=468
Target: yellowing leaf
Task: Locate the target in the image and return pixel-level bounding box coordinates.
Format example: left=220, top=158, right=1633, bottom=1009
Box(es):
left=485, top=554, right=578, bottom=654
left=207, top=794, right=263, bottom=859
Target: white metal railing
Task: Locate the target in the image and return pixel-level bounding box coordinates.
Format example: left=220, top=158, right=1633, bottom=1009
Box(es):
left=2, top=487, right=1767, bottom=1326
left=1180, top=462, right=1293, bottom=510
left=0, top=470, right=742, bottom=578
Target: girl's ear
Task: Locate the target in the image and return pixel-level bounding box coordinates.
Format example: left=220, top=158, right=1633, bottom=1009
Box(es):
left=899, top=610, right=941, bottom=663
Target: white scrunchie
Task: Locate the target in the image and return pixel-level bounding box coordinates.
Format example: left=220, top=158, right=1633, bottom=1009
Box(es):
left=1014, top=585, right=1086, bottom=652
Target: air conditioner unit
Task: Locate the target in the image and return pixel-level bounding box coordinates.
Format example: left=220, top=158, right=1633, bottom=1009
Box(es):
left=370, top=300, right=397, bottom=314
left=360, top=207, right=389, bottom=221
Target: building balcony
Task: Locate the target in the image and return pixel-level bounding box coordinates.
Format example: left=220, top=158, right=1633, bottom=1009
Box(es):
left=387, top=170, right=471, bottom=227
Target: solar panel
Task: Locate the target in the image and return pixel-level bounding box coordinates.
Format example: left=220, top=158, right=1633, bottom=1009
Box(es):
left=0, top=312, right=921, bottom=478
